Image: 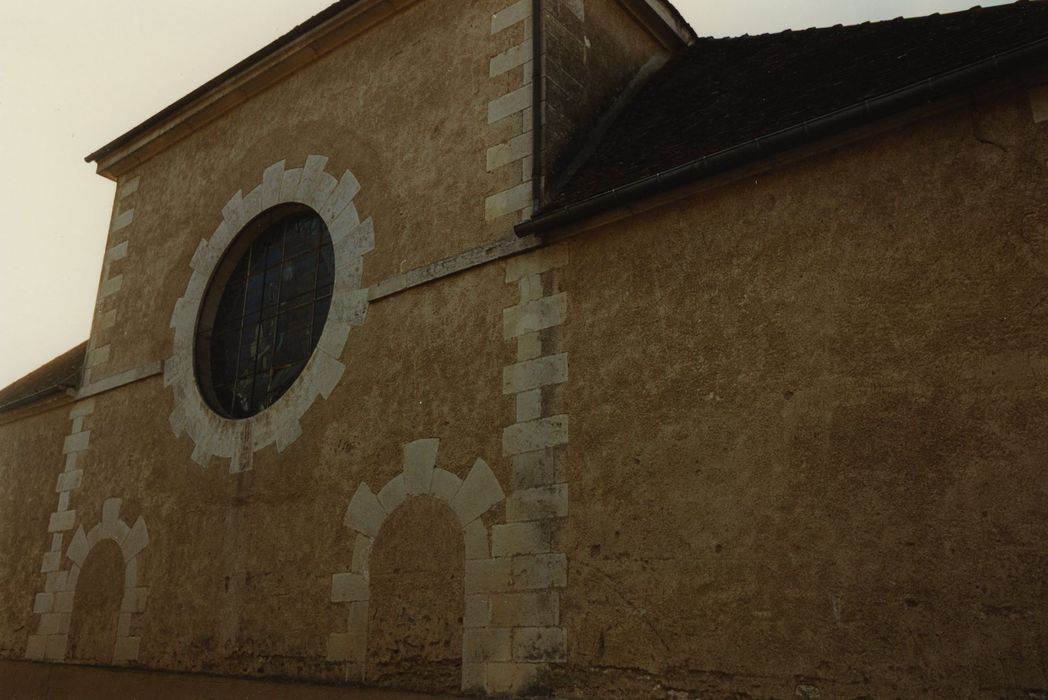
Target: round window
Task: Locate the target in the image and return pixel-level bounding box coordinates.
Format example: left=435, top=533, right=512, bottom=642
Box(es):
left=194, top=204, right=335, bottom=419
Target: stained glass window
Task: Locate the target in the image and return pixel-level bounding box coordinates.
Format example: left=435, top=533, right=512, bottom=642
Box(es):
left=195, top=205, right=334, bottom=418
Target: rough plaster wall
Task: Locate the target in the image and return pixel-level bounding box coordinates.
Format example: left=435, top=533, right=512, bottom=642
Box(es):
left=554, top=90, right=1048, bottom=698
left=0, top=405, right=69, bottom=658
left=367, top=498, right=464, bottom=691
left=541, top=0, right=664, bottom=196
left=93, top=0, right=517, bottom=381
left=67, top=541, right=123, bottom=664
left=24, top=262, right=513, bottom=686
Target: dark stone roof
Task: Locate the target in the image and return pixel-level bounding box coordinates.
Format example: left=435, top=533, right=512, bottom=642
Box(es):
left=0, top=342, right=85, bottom=413
left=551, top=1, right=1048, bottom=208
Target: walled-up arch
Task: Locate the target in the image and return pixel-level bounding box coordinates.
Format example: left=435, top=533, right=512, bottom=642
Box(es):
left=63, top=498, right=150, bottom=664
left=327, top=438, right=505, bottom=692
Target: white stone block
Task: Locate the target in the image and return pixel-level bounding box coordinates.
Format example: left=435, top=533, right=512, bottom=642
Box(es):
left=463, top=627, right=512, bottom=663
left=221, top=190, right=245, bottom=232
left=506, top=483, right=568, bottom=522
left=122, top=517, right=149, bottom=562
left=68, top=399, right=95, bottom=419
left=65, top=564, right=80, bottom=592
left=490, top=39, right=533, bottom=79
left=117, top=612, right=132, bottom=637
left=33, top=593, right=54, bottom=614
left=490, top=590, right=559, bottom=627
left=43, top=634, right=67, bottom=661
left=328, top=288, right=369, bottom=328
left=310, top=350, right=345, bottom=400
left=38, top=613, right=62, bottom=636
left=53, top=591, right=74, bottom=614
left=296, top=155, right=330, bottom=204
left=261, top=160, right=286, bottom=209
left=503, top=354, right=567, bottom=394
left=242, top=184, right=262, bottom=224
left=55, top=470, right=82, bottom=494
left=118, top=176, right=140, bottom=199
left=113, top=636, right=140, bottom=663
left=100, top=274, right=124, bottom=298
left=351, top=534, right=373, bottom=575
left=107, top=240, right=129, bottom=263
left=66, top=527, right=89, bottom=568
left=430, top=468, right=462, bottom=503
left=86, top=344, right=111, bottom=368
left=516, top=331, right=542, bottom=362
left=464, top=595, right=491, bottom=628
left=48, top=510, right=76, bottom=533
left=491, top=0, right=530, bottom=34
left=63, top=431, right=90, bottom=455
left=488, top=131, right=533, bottom=173
left=511, top=552, right=567, bottom=590
left=25, top=635, right=46, bottom=661
left=516, top=389, right=542, bottom=423
left=403, top=438, right=439, bottom=495
left=377, top=474, right=407, bottom=513
left=492, top=521, right=551, bottom=557
left=465, top=558, right=512, bottom=594
left=40, top=551, right=61, bottom=573
left=485, top=182, right=532, bottom=221
left=309, top=172, right=338, bottom=212
left=451, top=458, right=505, bottom=526
left=503, top=294, right=567, bottom=339
left=280, top=168, right=303, bottom=203
left=488, top=86, right=532, bottom=125
left=320, top=170, right=361, bottom=222
left=464, top=520, right=489, bottom=560
left=344, top=483, right=385, bottom=538
left=208, top=220, right=234, bottom=251
left=189, top=239, right=217, bottom=273
left=331, top=572, right=369, bottom=602
left=502, top=416, right=568, bottom=456
left=110, top=208, right=134, bottom=234
left=102, top=498, right=122, bottom=525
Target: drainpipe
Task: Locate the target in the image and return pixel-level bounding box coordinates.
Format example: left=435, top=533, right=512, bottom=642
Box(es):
left=531, top=0, right=544, bottom=210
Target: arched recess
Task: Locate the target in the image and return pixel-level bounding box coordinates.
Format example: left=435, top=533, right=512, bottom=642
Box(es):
left=327, top=438, right=506, bottom=693
left=64, top=498, right=150, bottom=664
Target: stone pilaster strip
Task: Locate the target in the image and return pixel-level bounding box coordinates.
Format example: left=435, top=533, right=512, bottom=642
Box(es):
left=486, top=0, right=535, bottom=223
left=488, top=247, right=570, bottom=694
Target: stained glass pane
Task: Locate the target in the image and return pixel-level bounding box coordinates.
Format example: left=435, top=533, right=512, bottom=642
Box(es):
left=195, top=205, right=335, bottom=418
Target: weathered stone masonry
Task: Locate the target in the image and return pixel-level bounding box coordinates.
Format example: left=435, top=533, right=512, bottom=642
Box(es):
left=329, top=439, right=507, bottom=688
left=83, top=176, right=139, bottom=387
left=165, top=156, right=371, bottom=472
left=486, top=0, right=536, bottom=223
left=25, top=398, right=150, bottom=665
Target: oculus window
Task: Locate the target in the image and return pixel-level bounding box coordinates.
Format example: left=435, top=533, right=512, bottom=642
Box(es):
left=195, top=204, right=335, bottom=418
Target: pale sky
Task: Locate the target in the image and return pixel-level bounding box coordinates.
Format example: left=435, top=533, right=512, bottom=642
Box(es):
left=0, top=0, right=1009, bottom=389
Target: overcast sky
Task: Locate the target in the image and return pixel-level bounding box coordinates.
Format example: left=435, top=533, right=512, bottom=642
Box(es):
left=0, top=0, right=1009, bottom=389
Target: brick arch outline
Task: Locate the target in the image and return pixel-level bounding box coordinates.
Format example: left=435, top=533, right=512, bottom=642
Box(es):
left=63, top=497, right=150, bottom=664
left=165, top=155, right=374, bottom=471
left=326, top=438, right=506, bottom=691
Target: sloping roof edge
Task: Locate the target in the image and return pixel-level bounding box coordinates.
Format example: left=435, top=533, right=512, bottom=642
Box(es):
left=517, top=34, right=1048, bottom=236
left=0, top=342, right=86, bottom=414
left=85, top=0, right=694, bottom=180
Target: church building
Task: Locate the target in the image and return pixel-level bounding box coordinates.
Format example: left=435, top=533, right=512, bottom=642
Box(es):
left=2, top=1, right=1047, bottom=697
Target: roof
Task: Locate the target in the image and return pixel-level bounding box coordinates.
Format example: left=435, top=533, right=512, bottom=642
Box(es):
left=548, top=1, right=1048, bottom=210
left=86, top=0, right=694, bottom=176
left=0, top=342, right=85, bottom=413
